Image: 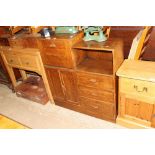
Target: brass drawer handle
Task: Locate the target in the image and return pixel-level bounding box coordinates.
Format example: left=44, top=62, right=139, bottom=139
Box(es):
left=49, top=43, right=56, bottom=48
left=133, top=85, right=148, bottom=93
left=89, top=79, right=97, bottom=83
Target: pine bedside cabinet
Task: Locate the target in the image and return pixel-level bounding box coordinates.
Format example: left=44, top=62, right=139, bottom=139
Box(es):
left=116, top=59, right=155, bottom=128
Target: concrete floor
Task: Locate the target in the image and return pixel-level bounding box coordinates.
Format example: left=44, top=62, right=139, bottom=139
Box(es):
left=0, top=84, right=125, bottom=129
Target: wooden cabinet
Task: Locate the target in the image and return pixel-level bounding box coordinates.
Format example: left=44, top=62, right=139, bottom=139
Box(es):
left=117, top=60, right=155, bottom=128
left=72, top=38, right=124, bottom=122
left=45, top=37, right=124, bottom=122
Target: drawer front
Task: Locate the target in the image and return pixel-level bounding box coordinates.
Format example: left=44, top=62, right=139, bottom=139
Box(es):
left=42, top=53, right=71, bottom=68
left=120, top=78, right=155, bottom=98
left=20, top=55, right=39, bottom=70
left=40, top=39, right=66, bottom=49
left=5, top=54, right=21, bottom=66
left=42, top=48, right=74, bottom=68
left=77, top=72, right=114, bottom=91
left=78, top=86, right=114, bottom=103
left=80, top=97, right=115, bottom=120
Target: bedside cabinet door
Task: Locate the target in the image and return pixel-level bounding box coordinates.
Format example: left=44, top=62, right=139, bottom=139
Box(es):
left=119, top=94, right=154, bottom=126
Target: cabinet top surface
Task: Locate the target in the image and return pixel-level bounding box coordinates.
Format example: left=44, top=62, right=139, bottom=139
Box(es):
left=72, top=38, right=123, bottom=51
left=116, top=59, right=155, bottom=82
left=9, top=32, right=83, bottom=40
left=0, top=46, right=39, bottom=54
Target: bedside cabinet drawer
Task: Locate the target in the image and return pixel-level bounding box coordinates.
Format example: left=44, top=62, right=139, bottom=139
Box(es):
left=5, top=54, right=21, bottom=66
left=120, top=78, right=155, bottom=97
left=20, top=55, right=39, bottom=70
left=77, top=72, right=114, bottom=91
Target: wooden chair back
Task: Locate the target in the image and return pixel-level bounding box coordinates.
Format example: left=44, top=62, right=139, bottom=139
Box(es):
left=128, top=26, right=153, bottom=60
left=104, top=26, right=111, bottom=38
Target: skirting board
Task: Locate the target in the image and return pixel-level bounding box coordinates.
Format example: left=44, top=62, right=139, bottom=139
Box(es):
left=116, top=116, right=152, bottom=129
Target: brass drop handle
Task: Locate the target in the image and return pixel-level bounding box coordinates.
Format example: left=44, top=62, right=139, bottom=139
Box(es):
left=133, top=85, right=148, bottom=93
left=49, top=43, right=56, bottom=48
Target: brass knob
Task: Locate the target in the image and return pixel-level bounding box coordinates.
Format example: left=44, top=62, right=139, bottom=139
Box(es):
left=89, top=79, right=97, bottom=83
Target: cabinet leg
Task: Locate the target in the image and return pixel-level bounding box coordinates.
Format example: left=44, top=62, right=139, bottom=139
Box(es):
left=41, top=71, right=54, bottom=104
left=19, top=69, right=27, bottom=80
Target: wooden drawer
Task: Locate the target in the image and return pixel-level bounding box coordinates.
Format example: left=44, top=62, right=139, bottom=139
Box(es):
left=77, top=72, right=114, bottom=91
left=120, top=78, right=155, bottom=98
left=40, top=39, right=66, bottom=49
left=42, top=48, right=74, bottom=68
left=43, top=53, right=70, bottom=68
left=5, top=54, right=21, bottom=66
left=80, top=97, right=115, bottom=120
left=78, top=86, right=114, bottom=103
left=20, top=55, right=39, bottom=70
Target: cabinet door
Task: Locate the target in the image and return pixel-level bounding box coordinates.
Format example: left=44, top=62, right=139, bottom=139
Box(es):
left=45, top=67, right=65, bottom=101
left=60, top=70, right=79, bottom=102
left=120, top=94, right=154, bottom=125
